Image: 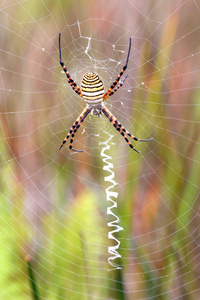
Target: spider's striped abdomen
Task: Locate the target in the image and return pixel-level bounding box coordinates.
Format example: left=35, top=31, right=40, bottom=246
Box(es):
left=81, top=72, right=104, bottom=105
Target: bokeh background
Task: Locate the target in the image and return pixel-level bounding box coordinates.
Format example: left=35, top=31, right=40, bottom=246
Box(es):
left=1, top=0, right=200, bottom=299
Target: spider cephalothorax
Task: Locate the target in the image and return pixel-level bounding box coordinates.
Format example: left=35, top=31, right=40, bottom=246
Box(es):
left=58, top=33, right=152, bottom=153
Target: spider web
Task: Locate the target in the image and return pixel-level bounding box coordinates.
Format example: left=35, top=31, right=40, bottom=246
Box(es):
left=1, top=0, right=200, bottom=299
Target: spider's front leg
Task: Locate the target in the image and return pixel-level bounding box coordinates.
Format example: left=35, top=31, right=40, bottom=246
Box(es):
left=103, top=38, right=131, bottom=102
left=59, top=107, right=91, bottom=152
left=59, top=33, right=83, bottom=97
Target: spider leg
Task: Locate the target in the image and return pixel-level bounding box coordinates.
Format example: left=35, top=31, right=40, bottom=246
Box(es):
left=59, top=33, right=83, bottom=97
left=116, top=123, right=153, bottom=142
left=103, top=38, right=131, bottom=101
left=103, top=74, right=128, bottom=102
left=102, top=106, right=152, bottom=153
left=68, top=120, right=87, bottom=153
left=102, top=106, right=140, bottom=153
left=59, top=107, right=91, bottom=151
left=69, top=134, right=84, bottom=153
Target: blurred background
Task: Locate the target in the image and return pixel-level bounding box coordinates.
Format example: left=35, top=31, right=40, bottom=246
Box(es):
left=1, top=0, right=200, bottom=299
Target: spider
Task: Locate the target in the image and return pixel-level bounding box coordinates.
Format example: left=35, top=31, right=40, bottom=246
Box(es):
left=58, top=33, right=153, bottom=153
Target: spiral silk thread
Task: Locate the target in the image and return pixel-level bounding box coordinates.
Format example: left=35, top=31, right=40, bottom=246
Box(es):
left=100, top=134, right=123, bottom=270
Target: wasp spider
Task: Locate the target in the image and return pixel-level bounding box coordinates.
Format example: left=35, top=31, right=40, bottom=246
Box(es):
left=58, top=33, right=152, bottom=153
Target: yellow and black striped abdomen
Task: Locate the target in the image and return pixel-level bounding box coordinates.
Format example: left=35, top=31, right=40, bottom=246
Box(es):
left=81, top=72, right=104, bottom=104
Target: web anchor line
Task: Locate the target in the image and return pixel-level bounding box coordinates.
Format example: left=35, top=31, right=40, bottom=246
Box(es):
left=100, top=133, right=123, bottom=270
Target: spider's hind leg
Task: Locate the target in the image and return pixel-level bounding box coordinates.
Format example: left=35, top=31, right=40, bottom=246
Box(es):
left=116, top=125, right=141, bottom=153
left=59, top=107, right=91, bottom=151
left=102, top=106, right=140, bottom=153
left=102, top=105, right=152, bottom=153
left=69, top=126, right=84, bottom=153
left=117, top=123, right=153, bottom=143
